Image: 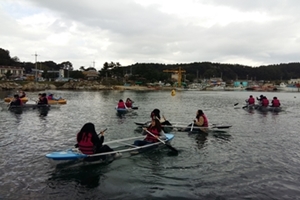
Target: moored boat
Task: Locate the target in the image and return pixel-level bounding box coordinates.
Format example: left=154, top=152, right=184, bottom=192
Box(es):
left=46, top=133, right=175, bottom=161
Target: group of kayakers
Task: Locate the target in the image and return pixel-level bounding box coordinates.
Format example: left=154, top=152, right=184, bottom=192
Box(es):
left=8, top=91, right=63, bottom=107
left=116, top=98, right=134, bottom=109
left=75, top=107, right=209, bottom=160
left=246, top=94, right=281, bottom=107
left=9, top=90, right=26, bottom=106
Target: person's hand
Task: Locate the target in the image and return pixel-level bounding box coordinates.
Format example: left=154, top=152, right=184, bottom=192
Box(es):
left=100, top=131, right=105, bottom=136
left=193, top=119, right=196, bottom=122
left=143, top=128, right=147, bottom=131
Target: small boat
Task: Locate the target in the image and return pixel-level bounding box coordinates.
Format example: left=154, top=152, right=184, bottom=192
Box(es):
left=46, top=133, right=175, bottom=161
left=8, top=103, right=50, bottom=110
left=116, top=107, right=129, bottom=115
left=135, top=121, right=232, bottom=133
left=48, top=99, right=67, bottom=105
left=115, top=106, right=137, bottom=115
left=257, top=106, right=282, bottom=113
left=4, top=97, right=28, bottom=103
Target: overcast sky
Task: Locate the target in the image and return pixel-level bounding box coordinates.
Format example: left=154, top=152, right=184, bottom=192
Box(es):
left=1, top=0, right=300, bottom=70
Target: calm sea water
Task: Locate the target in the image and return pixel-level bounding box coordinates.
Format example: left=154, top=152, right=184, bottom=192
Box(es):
left=0, top=89, right=300, bottom=200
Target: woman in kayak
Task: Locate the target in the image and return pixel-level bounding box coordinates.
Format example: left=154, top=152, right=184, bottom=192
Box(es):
left=9, top=94, right=23, bottom=106
left=76, top=122, right=120, bottom=160
left=184, top=109, right=209, bottom=132
left=150, top=108, right=173, bottom=133
left=271, top=97, right=281, bottom=107
left=125, top=98, right=134, bottom=108
left=134, top=118, right=166, bottom=146
left=117, top=99, right=127, bottom=109
left=37, top=93, right=48, bottom=105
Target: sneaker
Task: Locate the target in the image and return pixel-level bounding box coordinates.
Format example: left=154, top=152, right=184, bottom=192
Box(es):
left=130, top=150, right=139, bottom=155
left=114, top=152, right=122, bottom=158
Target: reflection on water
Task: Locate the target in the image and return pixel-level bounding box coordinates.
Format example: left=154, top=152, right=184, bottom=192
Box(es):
left=1, top=90, right=300, bottom=199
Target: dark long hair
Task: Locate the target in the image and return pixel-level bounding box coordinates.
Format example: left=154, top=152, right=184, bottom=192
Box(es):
left=149, top=118, right=162, bottom=132
left=196, top=110, right=204, bottom=120
left=77, top=122, right=97, bottom=142
left=150, top=109, right=161, bottom=120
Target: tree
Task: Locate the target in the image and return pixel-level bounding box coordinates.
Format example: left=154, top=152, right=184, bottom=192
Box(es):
left=79, top=66, right=86, bottom=71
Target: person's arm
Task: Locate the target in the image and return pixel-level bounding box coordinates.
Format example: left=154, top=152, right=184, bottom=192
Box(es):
left=194, top=117, right=204, bottom=126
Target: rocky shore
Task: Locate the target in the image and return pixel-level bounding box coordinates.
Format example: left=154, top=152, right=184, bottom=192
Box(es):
left=0, top=81, right=174, bottom=91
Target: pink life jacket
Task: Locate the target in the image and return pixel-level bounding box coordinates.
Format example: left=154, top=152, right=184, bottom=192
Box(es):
left=261, top=98, right=269, bottom=107
left=145, top=127, right=160, bottom=143
left=117, top=102, right=126, bottom=109
left=272, top=99, right=280, bottom=107
left=77, top=132, right=94, bottom=155
left=248, top=97, right=255, bottom=105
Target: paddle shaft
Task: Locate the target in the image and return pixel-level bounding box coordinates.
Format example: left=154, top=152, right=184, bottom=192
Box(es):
left=144, top=129, right=178, bottom=153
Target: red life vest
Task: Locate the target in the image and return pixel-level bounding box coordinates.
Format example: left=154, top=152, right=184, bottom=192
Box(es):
left=125, top=102, right=132, bottom=108
left=248, top=97, right=255, bottom=105
left=201, top=115, right=209, bottom=127
left=272, top=99, right=280, bottom=107
left=145, top=127, right=160, bottom=143
left=261, top=98, right=269, bottom=107
left=77, top=132, right=94, bottom=155
left=118, top=102, right=126, bottom=109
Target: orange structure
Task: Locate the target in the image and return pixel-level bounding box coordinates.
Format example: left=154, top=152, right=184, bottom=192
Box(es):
left=163, top=67, right=186, bottom=87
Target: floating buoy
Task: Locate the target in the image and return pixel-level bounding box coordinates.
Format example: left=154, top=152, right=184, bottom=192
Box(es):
left=171, top=89, right=176, bottom=96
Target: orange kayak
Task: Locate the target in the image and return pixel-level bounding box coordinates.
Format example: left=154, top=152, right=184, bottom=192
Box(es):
left=4, top=97, right=28, bottom=103
left=48, top=99, right=67, bottom=105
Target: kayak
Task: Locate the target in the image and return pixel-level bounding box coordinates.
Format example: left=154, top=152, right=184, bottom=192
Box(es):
left=8, top=104, right=50, bottom=110
left=4, top=97, right=28, bottom=103
left=135, top=121, right=232, bottom=133
left=48, top=99, right=67, bottom=105
left=115, top=106, right=137, bottom=115
left=46, top=133, right=175, bottom=160
left=243, top=104, right=283, bottom=113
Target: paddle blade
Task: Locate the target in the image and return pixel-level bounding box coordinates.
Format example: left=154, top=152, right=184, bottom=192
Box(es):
left=234, top=103, right=239, bottom=106
left=165, top=143, right=178, bottom=155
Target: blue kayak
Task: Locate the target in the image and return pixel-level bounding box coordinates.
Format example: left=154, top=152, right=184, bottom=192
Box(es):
left=46, top=133, right=175, bottom=160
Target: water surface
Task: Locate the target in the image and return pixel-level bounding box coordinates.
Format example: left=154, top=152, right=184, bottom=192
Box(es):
left=0, top=90, right=299, bottom=199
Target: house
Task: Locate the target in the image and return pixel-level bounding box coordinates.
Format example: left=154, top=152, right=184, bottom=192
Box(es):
left=82, top=69, right=99, bottom=80
left=0, top=65, right=24, bottom=79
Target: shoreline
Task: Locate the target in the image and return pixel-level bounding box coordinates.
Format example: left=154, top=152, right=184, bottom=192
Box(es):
left=0, top=81, right=176, bottom=91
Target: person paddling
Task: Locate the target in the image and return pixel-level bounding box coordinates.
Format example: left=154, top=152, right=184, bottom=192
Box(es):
left=9, top=94, right=23, bottom=107
left=117, top=99, right=128, bottom=109
left=261, top=96, right=269, bottom=107
left=150, top=108, right=173, bottom=133
left=193, top=109, right=209, bottom=132
left=247, top=95, right=255, bottom=105
left=75, top=122, right=120, bottom=161
left=37, top=93, right=48, bottom=105
left=133, top=118, right=167, bottom=146
left=125, top=98, right=134, bottom=108
left=271, top=97, right=281, bottom=107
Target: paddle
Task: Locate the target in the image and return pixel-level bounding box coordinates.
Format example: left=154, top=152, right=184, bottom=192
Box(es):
left=145, top=129, right=178, bottom=154
left=190, top=122, right=194, bottom=131
left=234, top=103, right=239, bottom=106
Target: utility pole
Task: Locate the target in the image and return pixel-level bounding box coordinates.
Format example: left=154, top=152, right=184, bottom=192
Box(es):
left=32, top=52, right=38, bottom=82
